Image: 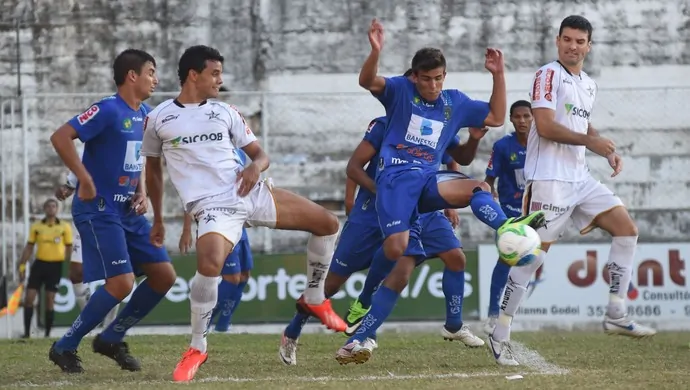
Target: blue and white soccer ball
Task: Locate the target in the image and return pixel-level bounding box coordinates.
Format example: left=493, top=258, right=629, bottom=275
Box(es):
left=496, top=225, right=541, bottom=267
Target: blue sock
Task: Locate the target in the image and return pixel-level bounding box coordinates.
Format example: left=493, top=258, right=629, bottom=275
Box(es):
left=470, top=190, right=508, bottom=230
left=99, top=280, right=166, bottom=343
left=348, top=285, right=399, bottom=344
left=442, top=268, right=465, bottom=332
left=55, top=287, right=120, bottom=352
left=358, top=247, right=396, bottom=308
left=488, top=260, right=511, bottom=317
left=214, top=280, right=245, bottom=332
left=285, top=312, right=310, bottom=339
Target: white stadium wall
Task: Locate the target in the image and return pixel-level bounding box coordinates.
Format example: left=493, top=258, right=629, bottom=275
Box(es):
left=0, top=0, right=689, bottom=253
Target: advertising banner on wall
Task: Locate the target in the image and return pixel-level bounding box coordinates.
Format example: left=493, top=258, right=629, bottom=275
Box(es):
left=477, top=243, right=689, bottom=322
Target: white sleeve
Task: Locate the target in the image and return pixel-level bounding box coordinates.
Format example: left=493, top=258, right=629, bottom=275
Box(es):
left=530, top=66, right=558, bottom=111
left=140, top=113, right=163, bottom=157
left=66, top=171, right=78, bottom=188
left=226, top=105, right=257, bottom=149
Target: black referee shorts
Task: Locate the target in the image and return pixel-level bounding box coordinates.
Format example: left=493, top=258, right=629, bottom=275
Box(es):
left=26, top=260, right=63, bottom=292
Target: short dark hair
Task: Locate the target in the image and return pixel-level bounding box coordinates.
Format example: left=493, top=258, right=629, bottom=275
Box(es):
left=559, top=15, right=593, bottom=42
left=113, top=49, right=156, bottom=86
left=403, top=68, right=413, bottom=77
left=410, top=48, right=446, bottom=73
left=178, top=45, right=225, bottom=86
left=44, top=198, right=58, bottom=208
left=510, top=100, right=532, bottom=116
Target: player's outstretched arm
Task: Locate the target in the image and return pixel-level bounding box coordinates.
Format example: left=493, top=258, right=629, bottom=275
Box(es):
left=345, top=140, right=377, bottom=193
left=483, top=49, right=507, bottom=127
left=359, top=19, right=386, bottom=95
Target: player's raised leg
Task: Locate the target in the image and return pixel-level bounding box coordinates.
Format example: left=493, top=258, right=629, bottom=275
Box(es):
left=266, top=187, right=345, bottom=330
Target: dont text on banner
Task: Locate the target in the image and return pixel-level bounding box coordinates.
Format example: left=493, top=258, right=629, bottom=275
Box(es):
left=477, top=243, right=690, bottom=322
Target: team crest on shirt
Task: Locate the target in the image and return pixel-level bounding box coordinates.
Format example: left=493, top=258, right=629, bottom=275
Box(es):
left=405, top=114, right=443, bottom=149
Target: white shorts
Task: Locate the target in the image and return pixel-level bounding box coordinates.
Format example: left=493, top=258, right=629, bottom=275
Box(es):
left=523, top=176, right=624, bottom=243
left=71, top=229, right=82, bottom=264
left=187, top=178, right=278, bottom=246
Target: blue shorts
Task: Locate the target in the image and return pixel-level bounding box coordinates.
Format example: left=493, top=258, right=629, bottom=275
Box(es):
left=419, top=211, right=462, bottom=259
left=328, top=220, right=426, bottom=277
left=376, top=167, right=467, bottom=238
left=77, top=214, right=170, bottom=283
left=502, top=204, right=522, bottom=218
left=222, top=229, right=253, bottom=275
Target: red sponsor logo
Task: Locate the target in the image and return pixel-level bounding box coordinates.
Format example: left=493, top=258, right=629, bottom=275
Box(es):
left=77, top=105, right=100, bottom=125
left=544, top=69, right=554, bottom=102
left=118, top=176, right=129, bottom=186
left=130, top=178, right=139, bottom=188
left=487, top=151, right=495, bottom=170
left=532, top=70, right=542, bottom=101
left=405, top=146, right=434, bottom=162
left=366, top=120, right=376, bottom=133
left=530, top=201, right=542, bottom=211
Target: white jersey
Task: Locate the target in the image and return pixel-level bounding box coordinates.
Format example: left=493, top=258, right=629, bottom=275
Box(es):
left=140, top=99, right=257, bottom=207
left=524, top=61, right=598, bottom=182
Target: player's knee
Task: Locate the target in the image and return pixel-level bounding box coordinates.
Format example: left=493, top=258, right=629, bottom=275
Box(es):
left=476, top=181, right=491, bottom=193
left=315, top=211, right=340, bottom=236
left=68, top=263, right=83, bottom=284
left=383, top=234, right=408, bottom=260
left=223, top=273, right=242, bottom=285
left=104, top=273, right=136, bottom=300
left=440, top=249, right=466, bottom=272
left=382, top=257, right=415, bottom=293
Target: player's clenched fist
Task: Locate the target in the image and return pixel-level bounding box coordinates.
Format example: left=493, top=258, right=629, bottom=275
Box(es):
left=150, top=221, right=166, bottom=248
left=368, top=19, right=384, bottom=52
left=77, top=175, right=97, bottom=201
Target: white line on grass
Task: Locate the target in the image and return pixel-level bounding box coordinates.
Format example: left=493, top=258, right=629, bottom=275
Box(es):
left=10, top=370, right=563, bottom=388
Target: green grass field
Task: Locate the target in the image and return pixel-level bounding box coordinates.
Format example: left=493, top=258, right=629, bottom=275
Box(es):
left=1, top=331, right=688, bottom=389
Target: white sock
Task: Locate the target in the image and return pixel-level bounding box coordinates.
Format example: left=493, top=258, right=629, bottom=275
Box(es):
left=493, top=250, right=546, bottom=342
left=606, top=236, right=637, bottom=319
left=189, top=272, right=219, bottom=353
left=73, top=282, right=90, bottom=310
left=303, top=231, right=339, bottom=305
left=103, top=303, right=120, bottom=327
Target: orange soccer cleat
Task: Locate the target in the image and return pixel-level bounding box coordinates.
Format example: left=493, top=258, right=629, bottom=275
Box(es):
left=297, top=296, right=347, bottom=332
left=172, top=347, right=208, bottom=382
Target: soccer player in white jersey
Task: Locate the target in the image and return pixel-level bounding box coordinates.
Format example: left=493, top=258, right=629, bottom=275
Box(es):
left=141, top=45, right=346, bottom=382
left=488, top=15, right=656, bottom=366
left=56, top=172, right=119, bottom=327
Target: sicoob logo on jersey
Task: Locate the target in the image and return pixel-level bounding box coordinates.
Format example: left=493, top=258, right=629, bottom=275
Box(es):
left=170, top=132, right=224, bottom=147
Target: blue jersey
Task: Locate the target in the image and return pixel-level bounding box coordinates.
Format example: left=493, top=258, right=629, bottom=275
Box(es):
left=68, top=94, right=151, bottom=220
left=485, top=132, right=527, bottom=210
left=374, top=76, right=489, bottom=173
left=348, top=116, right=457, bottom=226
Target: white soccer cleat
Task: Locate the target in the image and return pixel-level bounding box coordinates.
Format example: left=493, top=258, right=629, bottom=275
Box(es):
left=279, top=333, right=298, bottom=366
left=603, top=315, right=657, bottom=338
left=483, top=317, right=497, bottom=336
left=441, top=324, right=485, bottom=347
left=488, top=335, right=520, bottom=366
left=335, top=340, right=372, bottom=365
left=361, top=337, right=378, bottom=353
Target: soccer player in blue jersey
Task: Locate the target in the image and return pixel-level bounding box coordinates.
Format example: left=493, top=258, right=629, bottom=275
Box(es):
left=482, top=100, right=531, bottom=335
left=334, top=19, right=547, bottom=363
left=48, top=49, right=176, bottom=374
left=279, top=114, right=486, bottom=365
left=178, top=148, right=253, bottom=333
